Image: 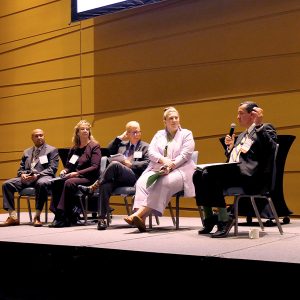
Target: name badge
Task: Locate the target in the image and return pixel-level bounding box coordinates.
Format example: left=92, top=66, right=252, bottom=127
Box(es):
left=241, top=138, right=253, bottom=154
left=69, top=154, right=79, bottom=164
left=39, top=155, right=48, bottom=164
left=133, top=151, right=142, bottom=159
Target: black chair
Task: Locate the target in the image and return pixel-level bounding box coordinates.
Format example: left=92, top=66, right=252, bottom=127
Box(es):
left=78, top=156, right=108, bottom=225
left=78, top=156, right=145, bottom=226
left=17, top=187, right=50, bottom=223
left=60, top=148, right=111, bottom=225
left=109, top=186, right=135, bottom=219
left=223, top=134, right=295, bottom=235
left=221, top=134, right=295, bottom=226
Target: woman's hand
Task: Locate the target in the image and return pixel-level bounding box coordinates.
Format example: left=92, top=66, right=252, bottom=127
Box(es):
left=67, top=172, right=79, bottom=178
left=60, top=169, right=67, bottom=177
left=160, top=157, right=175, bottom=169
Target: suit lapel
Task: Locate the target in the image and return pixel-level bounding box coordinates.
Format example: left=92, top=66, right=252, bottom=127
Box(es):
left=235, top=131, right=247, bottom=146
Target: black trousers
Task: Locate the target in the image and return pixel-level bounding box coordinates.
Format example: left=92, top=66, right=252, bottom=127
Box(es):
left=50, top=177, right=92, bottom=216
left=193, top=164, right=249, bottom=208
left=98, top=161, right=137, bottom=218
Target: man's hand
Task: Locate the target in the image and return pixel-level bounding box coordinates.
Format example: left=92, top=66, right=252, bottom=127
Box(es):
left=118, top=130, right=129, bottom=141
left=21, top=173, right=37, bottom=184
left=225, top=134, right=235, bottom=151
left=252, top=107, right=264, bottom=126
left=123, top=159, right=132, bottom=168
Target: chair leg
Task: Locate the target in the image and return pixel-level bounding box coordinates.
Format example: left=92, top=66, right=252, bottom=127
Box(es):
left=234, top=196, right=239, bottom=236
left=17, top=196, right=21, bottom=222
left=106, top=210, right=111, bottom=227
left=124, top=196, right=130, bottom=215
left=175, top=194, right=180, bottom=230
left=155, top=215, right=160, bottom=225
left=27, top=196, right=32, bottom=223
left=250, top=196, right=264, bottom=231
left=148, top=213, right=153, bottom=229
left=198, top=206, right=204, bottom=225
left=267, top=197, right=283, bottom=235
left=168, top=202, right=176, bottom=226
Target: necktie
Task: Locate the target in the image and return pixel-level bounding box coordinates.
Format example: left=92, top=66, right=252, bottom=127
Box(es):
left=128, top=144, right=134, bottom=157
left=229, top=134, right=247, bottom=163
left=31, top=148, right=40, bottom=169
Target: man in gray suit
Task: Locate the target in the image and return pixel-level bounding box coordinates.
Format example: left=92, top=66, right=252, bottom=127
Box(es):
left=193, top=101, right=277, bottom=238
left=1, top=129, right=59, bottom=227
left=78, top=121, right=149, bottom=230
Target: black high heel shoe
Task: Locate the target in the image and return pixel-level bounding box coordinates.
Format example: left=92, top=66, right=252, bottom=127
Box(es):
left=211, top=217, right=235, bottom=238
left=198, top=215, right=218, bottom=234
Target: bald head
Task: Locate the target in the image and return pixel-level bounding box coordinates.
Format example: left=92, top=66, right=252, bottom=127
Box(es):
left=31, top=129, right=45, bottom=147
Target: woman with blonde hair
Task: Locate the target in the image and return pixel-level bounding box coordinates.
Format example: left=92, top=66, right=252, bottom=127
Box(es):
left=49, top=120, right=101, bottom=227
left=124, top=107, right=196, bottom=232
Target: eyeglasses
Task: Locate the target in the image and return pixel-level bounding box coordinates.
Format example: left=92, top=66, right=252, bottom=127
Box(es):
left=128, top=131, right=141, bottom=135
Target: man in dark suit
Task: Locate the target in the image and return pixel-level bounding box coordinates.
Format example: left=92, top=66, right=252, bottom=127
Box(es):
left=193, top=101, right=277, bottom=238
left=1, top=129, right=59, bottom=227
left=78, top=121, right=149, bottom=230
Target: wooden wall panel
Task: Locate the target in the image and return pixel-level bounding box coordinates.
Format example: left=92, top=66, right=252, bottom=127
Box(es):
left=0, top=79, right=80, bottom=98
left=0, top=0, right=71, bottom=44
left=85, top=12, right=300, bottom=74
left=284, top=174, right=300, bottom=215
left=81, top=56, right=300, bottom=114
left=89, top=0, right=300, bottom=52
left=0, top=56, right=80, bottom=85
left=0, top=86, right=81, bottom=123
left=0, top=29, right=80, bottom=70
left=0, top=117, right=95, bottom=153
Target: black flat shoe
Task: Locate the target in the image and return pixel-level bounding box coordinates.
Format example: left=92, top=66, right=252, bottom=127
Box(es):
left=97, top=219, right=107, bottom=230
left=78, top=185, right=93, bottom=195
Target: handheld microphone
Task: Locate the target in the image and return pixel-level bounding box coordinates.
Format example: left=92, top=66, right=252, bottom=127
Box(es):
left=229, top=123, right=236, bottom=137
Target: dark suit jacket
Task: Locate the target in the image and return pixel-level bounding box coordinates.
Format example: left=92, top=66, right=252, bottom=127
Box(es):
left=226, top=123, right=277, bottom=191
left=107, top=138, right=149, bottom=178
left=17, top=143, right=59, bottom=178
left=65, top=141, right=101, bottom=182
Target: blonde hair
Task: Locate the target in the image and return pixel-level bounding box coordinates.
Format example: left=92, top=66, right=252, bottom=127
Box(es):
left=72, top=120, right=97, bottom=148
left=163, top=106, right=179, bottom=120
left=126, top=121, right=140, bottom=132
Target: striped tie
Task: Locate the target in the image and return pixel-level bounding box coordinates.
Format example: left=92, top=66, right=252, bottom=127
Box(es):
left=31, top=148, right=40, bottom=169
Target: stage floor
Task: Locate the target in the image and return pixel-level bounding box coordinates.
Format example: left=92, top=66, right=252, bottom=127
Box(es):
left=0, top=212, right=299, bottom=265
left=0, top=212, right=299, bottom=298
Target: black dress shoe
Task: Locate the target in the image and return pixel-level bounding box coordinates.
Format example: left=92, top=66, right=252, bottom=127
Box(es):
left=211, top=217, right=235, bottom=238
left=198, top=215, right=218, bottom=234
left=78, top=185, right=93, bottom=195
left=48, top=218, right=70, bottom=228
left=97, top=219, right=107, bottom=230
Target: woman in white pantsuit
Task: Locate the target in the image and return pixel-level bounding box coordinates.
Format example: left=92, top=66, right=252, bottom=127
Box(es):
left=124, top=107, right=196, bottom=232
